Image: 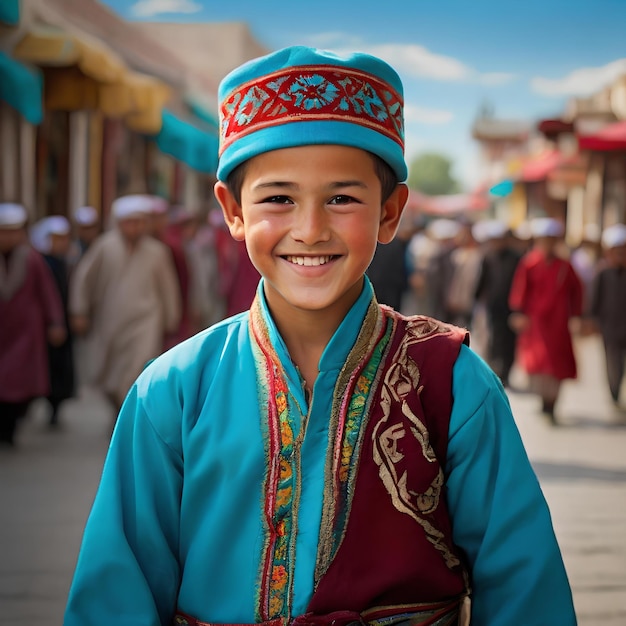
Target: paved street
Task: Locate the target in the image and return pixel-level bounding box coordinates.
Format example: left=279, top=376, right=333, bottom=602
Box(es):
left=1, top=334, right=625, bottom=625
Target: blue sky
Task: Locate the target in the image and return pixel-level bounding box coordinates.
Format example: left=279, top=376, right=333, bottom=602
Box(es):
left=101, top=0, right=626, bottom=190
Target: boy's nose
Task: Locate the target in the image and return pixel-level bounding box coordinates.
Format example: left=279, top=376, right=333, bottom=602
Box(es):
left=291, top=206, right=331, bottom=244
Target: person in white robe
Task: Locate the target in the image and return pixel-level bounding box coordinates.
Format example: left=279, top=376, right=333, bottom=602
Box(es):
left=69, top=194, right=181, bottom=411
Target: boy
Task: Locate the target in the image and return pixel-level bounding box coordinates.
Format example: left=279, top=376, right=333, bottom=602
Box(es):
left=64, top=47, right=576, bottom=625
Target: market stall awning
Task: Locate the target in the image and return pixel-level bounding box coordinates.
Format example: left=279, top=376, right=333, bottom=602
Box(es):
left=578, top=121, right=626, bottom=151
left=405, top=189, right=490, bottom=216
left=519, top=150, right=565, bottom=182
left=154, top=109, right=219, bottom=174
left=0, top=51, right=43, bottom=124
left=13, top=29, right=125, bottom=83
left=0, top=0, right=19, bottom=25
left=101, top=71, right=171, bottom=131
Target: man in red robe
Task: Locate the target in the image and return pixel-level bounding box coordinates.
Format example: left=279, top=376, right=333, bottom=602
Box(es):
left=0, top=204, right=66, bottom=446
left=509, top=217, right=583, bottom=423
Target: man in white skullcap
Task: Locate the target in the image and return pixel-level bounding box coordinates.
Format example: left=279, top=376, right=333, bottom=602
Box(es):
left=474, top=220, right=521, bottom=387
left=72, top=205, right=100, bottom=258
left=425, top=218, right=462, bottom=322
left=1, top=205, right=66, bottom=445
left=509, top=217, right=583, bottom=423
left=589, top=223, right=626, bottom=405
left=30, top=215, right=75, bottom=425
left=69, top=194, right=181, bottom=414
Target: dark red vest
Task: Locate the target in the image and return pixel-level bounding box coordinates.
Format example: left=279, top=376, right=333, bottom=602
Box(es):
left=308, top=308, right=470, bottom=613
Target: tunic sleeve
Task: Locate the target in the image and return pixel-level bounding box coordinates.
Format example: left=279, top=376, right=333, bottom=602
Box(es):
left=445, top=345, right=576, bottom=625
left=64, top=383, right=183, bottom=625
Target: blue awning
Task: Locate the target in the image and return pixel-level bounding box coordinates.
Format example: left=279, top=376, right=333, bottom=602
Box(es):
left=0, top=51, right=43, bottom=124
left=154, top=109, right=218, bottom=174
left=0, top=0, right=19, bottom=25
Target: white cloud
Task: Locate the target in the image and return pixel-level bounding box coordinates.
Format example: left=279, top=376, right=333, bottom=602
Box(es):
left=531, top=58, right=626, bottom=97
left=479, top=72, right=517, bottom=86
left=130, top=0, right=202, bottom=18
left=294, top=36, right=515, bottom=87
left=365, top=43, right=473, bottom=82
left=405, top=103, right=454, bottom=125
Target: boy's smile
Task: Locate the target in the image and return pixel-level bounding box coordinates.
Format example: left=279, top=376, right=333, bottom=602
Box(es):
left=215, top=144, right=407, bottom=328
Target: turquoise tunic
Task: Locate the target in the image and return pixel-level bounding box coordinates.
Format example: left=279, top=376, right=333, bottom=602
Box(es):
left=64, top=278, right=576, bottom=625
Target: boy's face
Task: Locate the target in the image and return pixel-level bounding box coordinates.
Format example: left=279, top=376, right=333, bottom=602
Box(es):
left=215, top=145, right=407, bottom=321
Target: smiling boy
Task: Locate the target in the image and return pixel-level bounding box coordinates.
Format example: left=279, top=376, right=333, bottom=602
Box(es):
left=64, top=46, right=576, bottom=626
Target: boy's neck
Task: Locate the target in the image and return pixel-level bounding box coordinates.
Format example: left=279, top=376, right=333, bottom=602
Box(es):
left=270, top=303, right=354, bottom=393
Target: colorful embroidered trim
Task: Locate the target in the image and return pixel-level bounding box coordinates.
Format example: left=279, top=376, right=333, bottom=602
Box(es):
left=315, top=300, right=392, bottom=583
left=219, top=65, right=404, bottom=154
left=250, top=296, right=304, bottom=621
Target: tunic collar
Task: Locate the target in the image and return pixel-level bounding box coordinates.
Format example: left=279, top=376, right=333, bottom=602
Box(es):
left=254, top=277, right=376, bottom=385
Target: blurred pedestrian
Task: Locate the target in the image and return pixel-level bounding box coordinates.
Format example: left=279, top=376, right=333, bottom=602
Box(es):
left=366, top=232, right=410, bottom=311
left=425, top=218, right=461, bottom=323
left=509, top=217, right=583, bottom=423
left=69, top=194, right=181, bottom=414
left=0, top=204, right=66, bottom=446
left=30, top=215, right=75, bottom=426
left=570, top=223, right=602, bottom=309
left=445, top=221, right=482, bottom=328
left=147, top=198, right=194, bottom=350
left=72, top=205, right=100, bottom=258
left=589, top=223, right=626, bottom=406
left=474, top=220, right=522, bottom=387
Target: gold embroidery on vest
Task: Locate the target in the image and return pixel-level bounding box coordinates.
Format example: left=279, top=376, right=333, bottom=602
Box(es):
left=373, top=315, right=461, bottom=569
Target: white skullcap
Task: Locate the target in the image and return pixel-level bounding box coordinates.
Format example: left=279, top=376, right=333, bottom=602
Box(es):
left=530, top=217, right=564, bottom=239
left=427, top=219, right=462, bottom=241
left=601, top=223, right=626, bottom=249
left=74, top=205, right=99, bottom=226
left=111, top=195, right=155, bottom=220
left=30, top=216, right=71, bottom=253
left=0, top=203, right=27, bottom=229
left=147, top=195, right=169, bottom=215
left=472, top=219, right=508, bottom=243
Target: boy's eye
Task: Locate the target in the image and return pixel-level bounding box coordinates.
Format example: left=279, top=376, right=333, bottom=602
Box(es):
left=262, top=195, right=292, bottom=204
left=328, top=195, right=358, bottom=205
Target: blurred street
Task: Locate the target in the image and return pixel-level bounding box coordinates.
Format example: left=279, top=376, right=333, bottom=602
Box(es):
left=1, top=334, right=625, bottom=626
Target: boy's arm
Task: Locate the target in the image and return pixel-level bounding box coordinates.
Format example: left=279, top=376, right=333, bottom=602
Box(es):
left=445, top=345, right=577, bottom=625
left=64, top=383, right=183, bottom=626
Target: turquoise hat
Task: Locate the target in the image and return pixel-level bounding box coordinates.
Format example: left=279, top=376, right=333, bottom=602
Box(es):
left=217, top=46, right=407, bottom=182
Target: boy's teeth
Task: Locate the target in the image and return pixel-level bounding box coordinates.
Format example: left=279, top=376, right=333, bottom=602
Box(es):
left=286, top=255, right=332, bottom=266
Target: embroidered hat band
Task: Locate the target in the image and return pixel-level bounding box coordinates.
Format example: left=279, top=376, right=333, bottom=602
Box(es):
left=216, top=46, right=407, bottom=182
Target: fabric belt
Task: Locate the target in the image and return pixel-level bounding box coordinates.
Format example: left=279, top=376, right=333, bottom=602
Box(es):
left=174, top=598, right=467, bottom=626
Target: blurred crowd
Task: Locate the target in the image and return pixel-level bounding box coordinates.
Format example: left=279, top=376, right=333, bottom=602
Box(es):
left=368, top=215, right=626, bottom=424
left=1, top=197, right=625, bottom=447
left=0, top=197, right=260, bottom=446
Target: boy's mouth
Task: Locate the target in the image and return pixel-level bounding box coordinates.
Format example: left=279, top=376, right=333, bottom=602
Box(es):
left=283, top=255, right=336, bottom=267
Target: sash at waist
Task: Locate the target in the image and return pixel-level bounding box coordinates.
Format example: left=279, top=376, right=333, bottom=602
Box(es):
left=174, top=597, right=467, bottom=626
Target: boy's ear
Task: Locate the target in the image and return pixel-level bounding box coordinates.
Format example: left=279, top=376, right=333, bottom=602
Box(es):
left=378, top=183, right=409, bottom=244
left=214, top=181, right=245, bottom=241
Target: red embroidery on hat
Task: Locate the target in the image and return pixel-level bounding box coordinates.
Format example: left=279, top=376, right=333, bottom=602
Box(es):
left=219, top=65, right=404, bottom=154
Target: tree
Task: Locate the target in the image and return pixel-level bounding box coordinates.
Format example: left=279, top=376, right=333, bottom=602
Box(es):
left=407, top=152, right=460, bottom=196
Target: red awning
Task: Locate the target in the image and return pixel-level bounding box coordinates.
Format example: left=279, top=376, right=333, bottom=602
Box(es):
left=519, top=150, right=565, bottom=182
left=578, top=121, right=626, bottom=152
left=405, top=190, right=490, bottom=216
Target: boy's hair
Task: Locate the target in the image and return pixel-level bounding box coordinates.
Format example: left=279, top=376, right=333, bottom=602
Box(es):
left=225, top=151, right=399, bottom=206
